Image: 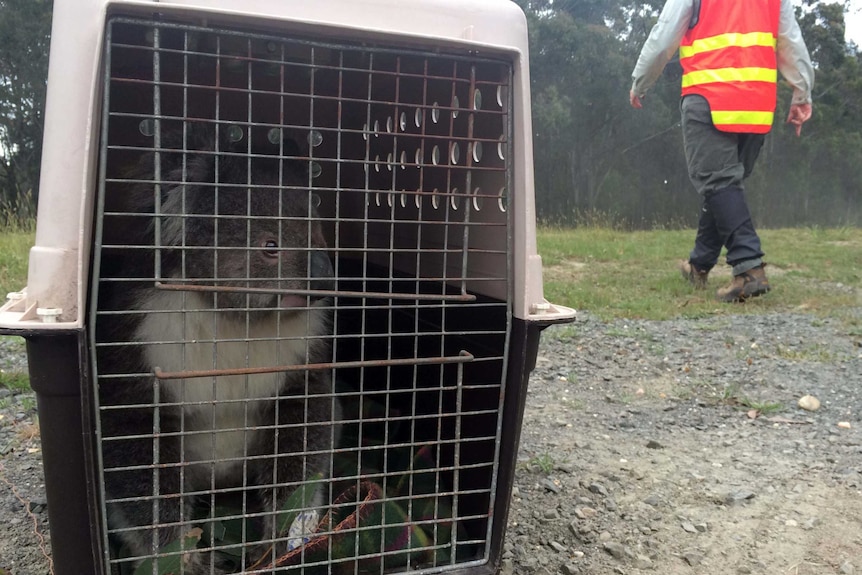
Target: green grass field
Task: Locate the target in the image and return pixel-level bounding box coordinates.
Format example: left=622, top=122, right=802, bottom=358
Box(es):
left=539, top=226, right=862, bottom=321
left=0, top=225, right=860, bottom=393
left=0, top=228, right=34, bottom=393
left=0, top=228, right=34, bottom=299
left=1, top=226, right=860, bottom=321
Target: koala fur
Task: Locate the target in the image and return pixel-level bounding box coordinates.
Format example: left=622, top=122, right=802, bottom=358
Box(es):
left=95, top=127, right=339, bottom=573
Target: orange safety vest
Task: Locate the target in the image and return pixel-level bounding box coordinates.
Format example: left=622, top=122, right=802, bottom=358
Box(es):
left=679, top=0, right=781, bottom=133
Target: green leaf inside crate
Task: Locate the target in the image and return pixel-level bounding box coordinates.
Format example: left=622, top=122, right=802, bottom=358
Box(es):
left=131, top=527, right=203, bottom=575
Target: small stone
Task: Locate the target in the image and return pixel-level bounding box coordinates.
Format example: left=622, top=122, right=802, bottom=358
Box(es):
left=646, top=440, right=664, bottom=449
left=541, top=478, right=562, bottom=493
left=643, top=494, right=662, bottom=507
left=543, top=508, right=559, bottom=520
left=599, top=531, right=613, bottom=542
left=681, top=521, right=697, bottom=533
left=838, top=421, right=852, bottom=429
left=841, top=561, right=855, bottom=574
left=561, top=565, right=580, bottom=575
left=589, top=482, right=609, bottom=497
left=574, top=506, right=598, bottom=520
left=549, top=541, right=567, bottom=553
left=603, top=541, right=628, bottom=560
left=725, top=490, right=756, bottom=505
left=802, top=517, right=819, bottom=530
left=635, top=554, right=653, bottom=569
left=785, top=519, right=798, bottom=527
left=682, top=551, right=705, bottom=566
left=604, top=498, right=618, bottom=512
left=500, top=558, right=514, bottom=575
left=695, top=522, right=708, bottom=533
left=797, top=395, right=821, bottom=411
left=738, top=566, right=752, bottom=574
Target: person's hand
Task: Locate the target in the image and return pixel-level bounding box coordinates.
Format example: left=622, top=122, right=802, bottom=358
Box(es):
left=629, top=90, right=643, bottom=109
left=786, top=103, right=812, bottom=137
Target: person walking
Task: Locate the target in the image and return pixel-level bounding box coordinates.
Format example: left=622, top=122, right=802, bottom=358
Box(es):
left=630, top=0, right=814, bottom=302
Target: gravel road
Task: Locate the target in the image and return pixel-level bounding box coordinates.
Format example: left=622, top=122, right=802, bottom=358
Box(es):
left=2, top=308, right=861, bottom=574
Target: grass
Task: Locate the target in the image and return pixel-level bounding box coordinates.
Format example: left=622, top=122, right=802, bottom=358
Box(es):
left=3, top=224, right=858, bottom=321
left=710, top=383, right=784, bottom=415
left=526, top=453, right=556, bottom=474
left=0, top=227, right=34, bottom=298
left=0, top=222, right=858, bottom=401
left=539, top=226, right=862, bottom=321
left=0, top=224, right=34, bottom=394
left=0, top=370, right=30, bottom=392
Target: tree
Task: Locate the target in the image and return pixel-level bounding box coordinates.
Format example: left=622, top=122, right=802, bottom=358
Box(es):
left=516, top=0, right=862, bottom=227
left=0, top=0, right=53, bottom=210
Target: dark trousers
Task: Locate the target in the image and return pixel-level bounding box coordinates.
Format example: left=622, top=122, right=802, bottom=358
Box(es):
left=680, top=95, right=765, bottom=276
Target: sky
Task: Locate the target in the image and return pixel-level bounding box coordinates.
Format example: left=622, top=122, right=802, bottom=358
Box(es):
left=845, top=0, right=862, bottom=45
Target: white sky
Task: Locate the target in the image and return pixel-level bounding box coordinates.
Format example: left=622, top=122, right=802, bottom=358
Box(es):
left=847, top=0, right=862, bottom=46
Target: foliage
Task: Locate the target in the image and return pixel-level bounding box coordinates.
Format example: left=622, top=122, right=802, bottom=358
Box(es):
left=0, top=0, right=52, bottom=211
left=0, top=0, right=860, bottom=228
left=517, top=0, right=862, bottom=228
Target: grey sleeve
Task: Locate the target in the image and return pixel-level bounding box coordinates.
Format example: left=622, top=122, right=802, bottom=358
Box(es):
left=631, top=0, right=694, bottom=97
left=776, top=0, right=815, bottom=104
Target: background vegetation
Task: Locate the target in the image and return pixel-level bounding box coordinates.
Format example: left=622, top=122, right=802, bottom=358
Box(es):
left=0, top=0, right=859, bottom=228
left=0, top=0, right=51, bottom=222
left=517, top=0, right=862, bottom=228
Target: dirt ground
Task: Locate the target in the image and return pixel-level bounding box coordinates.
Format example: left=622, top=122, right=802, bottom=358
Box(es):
left=2, top=307, right=862, bottom=574
left=508, top=310, right=862, bottom=575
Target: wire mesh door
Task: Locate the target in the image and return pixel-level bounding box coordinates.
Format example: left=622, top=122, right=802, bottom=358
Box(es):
left=90, top=16, right=513, bottom=575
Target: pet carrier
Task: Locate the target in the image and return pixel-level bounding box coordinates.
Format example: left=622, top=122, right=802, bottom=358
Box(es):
left=0, top=1, right=575, bottom=574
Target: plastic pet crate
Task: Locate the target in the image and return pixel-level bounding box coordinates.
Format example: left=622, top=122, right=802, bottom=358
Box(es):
left=0, top=1, right=575, bottom=574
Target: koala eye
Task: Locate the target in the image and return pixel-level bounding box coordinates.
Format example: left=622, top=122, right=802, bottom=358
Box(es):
left=261, top=240, right=279, bottom=258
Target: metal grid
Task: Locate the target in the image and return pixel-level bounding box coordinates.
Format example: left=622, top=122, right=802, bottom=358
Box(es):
left=90, top=16, right=512, bottom=575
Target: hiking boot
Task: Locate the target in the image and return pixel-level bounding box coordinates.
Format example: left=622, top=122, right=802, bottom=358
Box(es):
left=679, top=260, right=709, bottom=289
left=716, top=264, right=770, bottom=303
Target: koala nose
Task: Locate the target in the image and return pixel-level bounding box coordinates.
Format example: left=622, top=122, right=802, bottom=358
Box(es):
left=309, top=250, right=335, bottom=294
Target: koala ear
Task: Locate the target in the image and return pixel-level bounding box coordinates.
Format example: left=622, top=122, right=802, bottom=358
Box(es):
left=157, top=154, right=216, bottom=247
left=268, top=133, right=307, bottom=181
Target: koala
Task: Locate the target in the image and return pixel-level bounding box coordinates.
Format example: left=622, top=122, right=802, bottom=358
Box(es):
left=95, top=126, right=339, bottom=573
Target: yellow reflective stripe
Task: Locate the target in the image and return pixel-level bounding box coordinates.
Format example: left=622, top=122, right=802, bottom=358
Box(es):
left=681, top=67, right=777, bottom=87
left=680, top=32, right=777, bottom=58
left=711, top=110, right=774, bottom=127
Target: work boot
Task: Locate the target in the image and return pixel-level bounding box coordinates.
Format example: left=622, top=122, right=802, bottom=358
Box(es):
left=716, top=264, right=770, bottom=302
left=679, top=260, right=709, bottom=289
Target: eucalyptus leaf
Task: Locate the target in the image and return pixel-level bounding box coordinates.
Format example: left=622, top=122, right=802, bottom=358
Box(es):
left=131, top=527, right=203, bottom=575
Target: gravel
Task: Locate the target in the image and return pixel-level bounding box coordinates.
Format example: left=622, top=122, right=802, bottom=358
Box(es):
left=2, top=308, right=862, bottom=574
